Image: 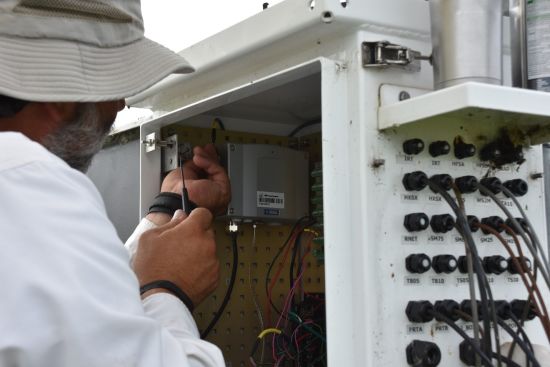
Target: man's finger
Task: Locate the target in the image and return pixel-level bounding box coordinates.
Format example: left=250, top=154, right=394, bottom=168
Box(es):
left=194, top=145, right=218, bottom=161
left=193, top=154, right=228, bottom=182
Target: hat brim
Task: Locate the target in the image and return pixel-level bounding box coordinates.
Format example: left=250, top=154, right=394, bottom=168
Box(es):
left=0, top=35, right=194, bottom=102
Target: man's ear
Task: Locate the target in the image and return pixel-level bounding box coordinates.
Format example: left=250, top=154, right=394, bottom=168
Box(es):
left=41, top=102, right=78, bottom=123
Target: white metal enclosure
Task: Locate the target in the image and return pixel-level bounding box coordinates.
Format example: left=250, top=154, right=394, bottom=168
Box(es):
left=130, top=1, right=550, bottom=365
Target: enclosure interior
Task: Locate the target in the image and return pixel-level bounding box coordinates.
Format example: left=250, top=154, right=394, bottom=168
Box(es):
left=158, top=68, right=327, bottom=366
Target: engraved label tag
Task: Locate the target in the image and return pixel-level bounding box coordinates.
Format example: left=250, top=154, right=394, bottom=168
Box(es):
left=434, top=324, right=450, bottom=334
left=402, top=235, right=419, bottom=245
left=428, top=235, right=446, bottom=244
left=401, top=193, right=419, bottom=203
left=396, top=154, right=415, bottom=165
left=404, top=277, right=422, bottom=286
left=427, top=195, right=442, bottom=204
left=407, top=325, right=424, bottom=335
left=430, top=277, right=446, bottom=286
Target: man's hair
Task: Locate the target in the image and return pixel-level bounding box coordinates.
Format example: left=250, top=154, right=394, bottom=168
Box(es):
left=0, top=95, right=29, bottom=118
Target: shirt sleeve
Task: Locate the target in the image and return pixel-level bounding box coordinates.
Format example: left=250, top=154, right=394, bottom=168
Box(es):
left=0, top=159, right=225, bottom=367
left=125, top=218, right=220, bottom=365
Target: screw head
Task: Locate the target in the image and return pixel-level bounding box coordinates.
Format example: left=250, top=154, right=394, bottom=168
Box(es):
left=399, top=91, right=411, bottom=101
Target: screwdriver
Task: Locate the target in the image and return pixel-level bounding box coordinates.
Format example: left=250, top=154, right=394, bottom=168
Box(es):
left=179, top=156, right=192, bottom=216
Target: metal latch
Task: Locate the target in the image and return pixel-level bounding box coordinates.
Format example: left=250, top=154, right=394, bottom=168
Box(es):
left=362, top=41, right=430, bottom=72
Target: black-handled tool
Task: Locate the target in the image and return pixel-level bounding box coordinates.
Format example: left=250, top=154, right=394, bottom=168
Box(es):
left=179, top=156, right=192, bottom=216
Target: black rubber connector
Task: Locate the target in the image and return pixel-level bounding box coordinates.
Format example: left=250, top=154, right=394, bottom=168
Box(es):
left=508, top=257, right=532, bottom=274
left=467, top=215, right=480, bottom=233
left=404, top=213, right=430, bottom=232
left=406, top=254, right=432, bottom=274
left=479, top=177, right=502, bottom=195
left=460, top=299, right=483, bottom=320
left=482, top=255, right=508, bottom=275
left=406, top=301, right=435, bottom=323
left=480, top=216, right=504, bottom=234
left=503, top=179, right=528, bottom=197
left=429, top=141, right=451, bottom=158
left=406, top=340, right=441, bottom=367
left=510, top=300, right=537, bottom=321
left=430, top=214, right=455, bottom=233
left=504, top=218, right=527, bottom=234
left=432, top=255, right=458, bottom=274
left=434, top=300, right=460, bottom=322
left=429, top=174, right=453, bottom=192
left=403, top=139, right=425, bottom=155
left=403, top=171, right=428, bottom=191
left=454, top=142, right=476, bottom=159
left=455, top=176, right=478, bottom=194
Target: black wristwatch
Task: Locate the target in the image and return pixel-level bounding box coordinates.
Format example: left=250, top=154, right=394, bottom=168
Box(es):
left=147, top=192, right=197, bottom=216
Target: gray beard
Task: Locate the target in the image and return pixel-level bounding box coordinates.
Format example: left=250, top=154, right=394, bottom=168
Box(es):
left=41, top=104, right=112, bottom=173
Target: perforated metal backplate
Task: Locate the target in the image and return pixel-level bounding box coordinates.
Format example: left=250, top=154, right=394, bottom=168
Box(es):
left=161, top=125, right=324, bottom=366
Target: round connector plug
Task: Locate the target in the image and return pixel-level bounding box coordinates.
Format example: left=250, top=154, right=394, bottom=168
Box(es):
left=430, top=214, right=455, bottom=233
left=503, top=179, right=528, bottom=197
left=403, top=171, right=428, bottom=191
left=406, top=340, right=441, bottom=367
left=455, top=176, right=478, bottom=194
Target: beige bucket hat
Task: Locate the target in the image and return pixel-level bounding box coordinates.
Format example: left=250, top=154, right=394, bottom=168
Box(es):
left=0, top=0, right=194, bottom=102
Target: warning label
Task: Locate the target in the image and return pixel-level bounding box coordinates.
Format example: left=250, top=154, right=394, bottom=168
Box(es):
left=257, top=191, right=285, bottom=209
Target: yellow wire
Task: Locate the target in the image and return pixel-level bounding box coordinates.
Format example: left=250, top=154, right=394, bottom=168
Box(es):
left=211, top=118, right=222, bottom=129
left=303, top=228, right=320, bottom=237
left=258, top=328, right=282, bottom=339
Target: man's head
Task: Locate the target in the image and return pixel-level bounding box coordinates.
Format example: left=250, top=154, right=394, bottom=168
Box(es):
left=0, top=0, right=194, bottom=171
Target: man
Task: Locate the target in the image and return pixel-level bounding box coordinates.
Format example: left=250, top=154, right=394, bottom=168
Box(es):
left=0, top=0, right=229, bottom=366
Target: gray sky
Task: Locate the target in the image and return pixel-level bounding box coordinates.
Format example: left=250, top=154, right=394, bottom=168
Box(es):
left=142, top=0, right=285, bottom=52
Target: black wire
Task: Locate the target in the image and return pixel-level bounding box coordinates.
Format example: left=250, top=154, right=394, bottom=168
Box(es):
left=423, top=178, right=494, bottom=364
left=509, top=314, right=535, bottom=367
left=201, top=231, right=238, bottom=339
left=497, top=319, right=540, bottom=367
left=213, top=117, right=226, bottom=130
left=288, top=119, right=321, bottom=137
left=489, top=354, right=522, bottom=367
left=430, top=311, right=494, bottom=366
left=265, top=217, right=312, bottom=317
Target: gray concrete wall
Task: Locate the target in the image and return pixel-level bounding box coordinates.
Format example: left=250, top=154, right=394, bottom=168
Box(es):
left=87, top=140, right=140, bottom=242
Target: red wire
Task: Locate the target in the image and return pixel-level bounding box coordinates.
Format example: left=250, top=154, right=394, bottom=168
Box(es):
left=266, top=231, right=299, bottom=325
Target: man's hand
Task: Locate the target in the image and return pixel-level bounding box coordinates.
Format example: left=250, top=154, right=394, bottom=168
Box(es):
left=149, top=144, right=230, bottom=226
left=134, top=209, right=220, bottom=307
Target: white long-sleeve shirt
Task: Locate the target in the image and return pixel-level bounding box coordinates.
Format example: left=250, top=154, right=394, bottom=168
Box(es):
left=0, top=132, right=225, bottom=367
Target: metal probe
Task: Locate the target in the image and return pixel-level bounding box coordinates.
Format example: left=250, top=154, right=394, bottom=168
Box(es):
left=179, top=156, right=192, bottom=216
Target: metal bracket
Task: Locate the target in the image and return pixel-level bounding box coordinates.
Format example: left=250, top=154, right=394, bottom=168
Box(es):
left=362, top=41, right=430, bottom=72
left=161, top=134, right=194, bottom=173
left=142, top=132, right=176, bottom=153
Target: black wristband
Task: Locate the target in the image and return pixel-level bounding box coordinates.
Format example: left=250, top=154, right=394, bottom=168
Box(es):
left=147, top=192, right=198, bottom=216
left=140, top=280, right=195, bottom=312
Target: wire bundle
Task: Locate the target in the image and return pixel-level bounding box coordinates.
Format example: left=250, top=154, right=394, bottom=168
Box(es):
left=424, top=176, right=550, bottom=366
left=251, top=217, right=327, bottom=366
